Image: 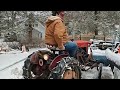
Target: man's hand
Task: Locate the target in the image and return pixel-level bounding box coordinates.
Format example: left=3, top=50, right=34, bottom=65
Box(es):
left=60, top=46, right=65, bottom=50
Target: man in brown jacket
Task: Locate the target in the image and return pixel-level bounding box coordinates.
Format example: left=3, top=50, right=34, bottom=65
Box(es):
left=45, top=11, right=78, bottom=57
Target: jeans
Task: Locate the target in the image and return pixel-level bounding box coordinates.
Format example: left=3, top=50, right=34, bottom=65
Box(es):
left=64, top=41, right=78, bottom=57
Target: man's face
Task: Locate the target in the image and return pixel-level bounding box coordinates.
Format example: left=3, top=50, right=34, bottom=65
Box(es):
left=59, top=11, right=65, bottom=18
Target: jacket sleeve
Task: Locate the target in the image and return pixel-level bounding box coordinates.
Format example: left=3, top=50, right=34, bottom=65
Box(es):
left=54, top=20, right=65, bottom=49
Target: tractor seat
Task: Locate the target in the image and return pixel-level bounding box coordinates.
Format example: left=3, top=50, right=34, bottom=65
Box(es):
left=46, top=44, right=68, bottom=55
left=46, top=44, right=65, bottom=51
left=46, top=44, right=57, bottom=50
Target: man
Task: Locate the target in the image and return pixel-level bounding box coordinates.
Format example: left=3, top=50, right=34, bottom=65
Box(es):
left=45, top=11, right=78, bottom=57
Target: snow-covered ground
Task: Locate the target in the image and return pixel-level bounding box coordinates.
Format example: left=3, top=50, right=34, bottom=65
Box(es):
left=81, top=67, right=99, bottom=79
left=113, top=67, right=120, bottom=79
left=0, top=60, right=24, bottom=79
left=0, top=48, right=48, bottom=79
left=101, top=66, right=114, bottom=79
left=0, top=47, right=118, bottom=79
left=0, top=50, right=29, bottom=71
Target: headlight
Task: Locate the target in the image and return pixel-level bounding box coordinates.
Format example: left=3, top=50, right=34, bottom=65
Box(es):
left=43, top=54, right=49, bottom=60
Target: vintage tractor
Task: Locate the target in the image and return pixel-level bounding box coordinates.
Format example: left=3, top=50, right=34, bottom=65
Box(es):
left=22, top=40, right=102, bottom=79
left=22, top=45, right=81, bottom=79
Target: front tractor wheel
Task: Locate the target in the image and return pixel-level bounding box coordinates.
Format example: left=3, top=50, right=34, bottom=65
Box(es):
left=62, top=65, right=81, bottom=79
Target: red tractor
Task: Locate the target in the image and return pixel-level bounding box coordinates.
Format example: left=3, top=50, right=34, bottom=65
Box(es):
left=22, top=40, right=100, bottom=79
left=75, top=40, right=91, bottom=54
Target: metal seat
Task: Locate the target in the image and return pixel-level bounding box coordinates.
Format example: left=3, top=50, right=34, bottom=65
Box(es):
left=46, top=44, right=68, bottom=56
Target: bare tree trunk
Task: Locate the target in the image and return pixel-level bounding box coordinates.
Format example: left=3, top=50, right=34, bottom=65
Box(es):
left=28, top=25, right=33, bottom=43
left=0, top=11, right=2, bottom=36
left=27, top=13, right=34, bottom=44
left=11, top=11, right=16, bottom=31
left=5, top=11, right=10, bottom=31
left=103, top=34, right=106, bottom=41
left=94, top=11, right=99, bottom=35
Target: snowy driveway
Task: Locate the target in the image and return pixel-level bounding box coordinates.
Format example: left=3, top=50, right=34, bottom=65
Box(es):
left=0, top=48, right=47, bottom=79
left=0, top=48, right=116, bottom=79
left=0, top=51, right=29, bottom=71
left=0, top=60, right=24, bottom=79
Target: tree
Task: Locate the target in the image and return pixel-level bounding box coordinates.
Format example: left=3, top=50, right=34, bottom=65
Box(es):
left=94, top=11, right=100, bottom=35
left=1, top=11, right=120, bottom=42
left=27, top=12, right=35, bottom=43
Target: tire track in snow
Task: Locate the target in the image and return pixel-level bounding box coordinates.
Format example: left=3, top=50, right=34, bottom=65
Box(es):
left=0, top=58, right=27, bottom=72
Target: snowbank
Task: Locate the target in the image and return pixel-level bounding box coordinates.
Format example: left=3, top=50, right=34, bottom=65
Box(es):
left=105, top=49, right=120, bottom=66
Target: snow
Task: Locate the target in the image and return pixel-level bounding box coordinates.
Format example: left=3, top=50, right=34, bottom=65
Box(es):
left=81, top=65, right=114, bottom=79
left=81, top=67, right=99, bottom=79
left=92, top=49, right=106, bottom=56
left=0, top=46, right=118, bottom=79
left=0, top=48, right=45, bottom=70
left=0, top=38, right=4, bottom=42
left=0, top=60, right=24, bottom=79
left=101, top=66, right=114, bottom=79
left=0, top=47, right=49, bottom=79
left=0, top=50, right=29, bottom=71
left=105, top=48, right=120, bottom=66
left=113, top=67, right=120, bottom=79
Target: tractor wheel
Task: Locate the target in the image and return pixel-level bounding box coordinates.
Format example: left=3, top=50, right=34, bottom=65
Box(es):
left=63, top=65, right=81, bottom=79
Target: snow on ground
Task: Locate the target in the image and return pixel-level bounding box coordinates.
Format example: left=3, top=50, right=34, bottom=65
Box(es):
left=0, top=38, right=4, bottom=42
left=0, top=47, right=118, bottom=79
left=81, top=67, right=99, bottom=79
left=101, top=66, right=114, bottom=79
left=113, top=67, right=120, bottom=79
left=0, top=47, right=101, bottom=79
left=0, top=47, right=48, bottom=79
left=81, top=65, right=114, bottom=79
left=0, top=60, right=24, bottom=79
left=0, top=50, right=29, bottom=71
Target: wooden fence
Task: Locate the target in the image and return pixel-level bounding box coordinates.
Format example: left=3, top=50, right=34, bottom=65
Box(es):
left=68, top=35, right=112, bottom=41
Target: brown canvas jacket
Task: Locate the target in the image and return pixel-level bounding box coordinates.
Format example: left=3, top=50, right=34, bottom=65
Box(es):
left=45, top=16, right=69, bottom=49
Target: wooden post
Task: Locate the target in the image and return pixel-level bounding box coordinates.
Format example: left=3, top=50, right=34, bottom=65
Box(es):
left=21, top=45, right=26, bottom=53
